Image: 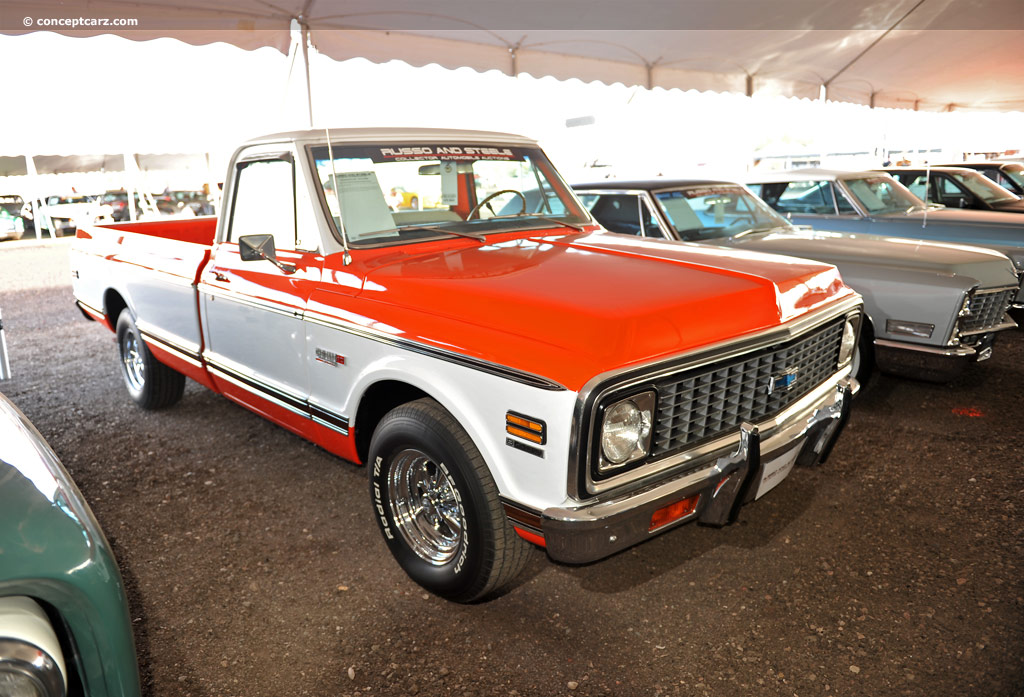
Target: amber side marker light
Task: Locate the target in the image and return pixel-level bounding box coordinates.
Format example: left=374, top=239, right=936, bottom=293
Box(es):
left=506, top=411, right=546, bottom=444
left=649, top=494, right=700, bottom=532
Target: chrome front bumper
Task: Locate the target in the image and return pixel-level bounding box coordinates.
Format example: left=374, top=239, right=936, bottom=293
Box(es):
left=532, top=378, right=856, bottom=565
left=873, top=326, right=1012, bottom=382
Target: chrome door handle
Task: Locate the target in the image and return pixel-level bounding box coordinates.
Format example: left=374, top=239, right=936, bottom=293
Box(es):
left=211, top=270, right=229, bottom=282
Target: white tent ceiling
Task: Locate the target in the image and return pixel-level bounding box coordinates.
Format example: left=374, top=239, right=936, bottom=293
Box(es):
left=1, top=0, right=1022, bottom=112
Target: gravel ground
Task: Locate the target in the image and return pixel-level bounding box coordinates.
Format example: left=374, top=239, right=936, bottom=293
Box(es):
left=1, top=238, right=1022, bottom=697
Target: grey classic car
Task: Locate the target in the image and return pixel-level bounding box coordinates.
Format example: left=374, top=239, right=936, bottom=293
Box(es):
left=572, top=180, right=1021, bottom=382
left=879, top=166, right=1024, bottom=214
left=939, top=161, right=1024, bottom=197
left=746, top=169, right=1024, bottom=307
left=0, top=313, right=141, bottom=696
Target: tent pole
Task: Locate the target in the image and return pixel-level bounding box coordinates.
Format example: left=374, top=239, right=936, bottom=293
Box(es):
left=822, top=0, right=925, bottom=97
left=126, top=153, right=138, bottom=222
left=301, top=22, right=313, bottom=128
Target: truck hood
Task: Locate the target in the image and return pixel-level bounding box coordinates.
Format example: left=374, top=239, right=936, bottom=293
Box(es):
left=342, top=231, right=854, bottom=391
left=723, top=228, right=1020, bottom=290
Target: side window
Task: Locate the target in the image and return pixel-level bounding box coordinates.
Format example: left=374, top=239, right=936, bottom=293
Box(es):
left=939, top=176, right=962, bottom=195
left=587, top=194, right=645, bottom=235
left=229, top=158, right=296, bottom=252
left=832, top=183, right=857, bottom=213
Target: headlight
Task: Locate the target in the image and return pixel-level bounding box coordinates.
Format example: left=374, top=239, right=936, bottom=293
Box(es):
left=837, top=320, right=857, bottom=367
left=0, top=598, right=66, bottom=697
left=598, top=390, right=655, bottom=473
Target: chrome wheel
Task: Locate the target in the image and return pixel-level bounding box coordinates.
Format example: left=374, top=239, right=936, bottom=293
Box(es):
left=387, top=448, right=464, bottom=565
left=121, top=328, right=145, bottom=392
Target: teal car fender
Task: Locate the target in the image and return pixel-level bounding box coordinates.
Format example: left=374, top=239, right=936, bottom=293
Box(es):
left=0, top=391, right=140, bottom=697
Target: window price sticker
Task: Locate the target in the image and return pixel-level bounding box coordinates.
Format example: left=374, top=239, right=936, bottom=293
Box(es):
left=440, top=160, right=459, bottom=206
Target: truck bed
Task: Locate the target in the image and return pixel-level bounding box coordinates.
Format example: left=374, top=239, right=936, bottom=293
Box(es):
left=71, top=217, right=217, bottom=368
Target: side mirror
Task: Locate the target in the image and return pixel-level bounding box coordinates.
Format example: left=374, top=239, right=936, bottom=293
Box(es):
left=238, top=234, right=296, bottom=274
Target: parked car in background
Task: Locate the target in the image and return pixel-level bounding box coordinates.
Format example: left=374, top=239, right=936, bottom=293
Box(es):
left=940, top=161, right=1024, bottom=197
left=746, top=169, right=1024, bottom=307
left=154, top=190, right=215, bottom=216
left=41, top=194, right=114, bottom=236
left=70, top=127, right=863, bottom=602
left=0, top=314, right=141, bottom=696
left=574, top=180, right=1020, bottom=382
left=386, top=185, right=420, bottom=210
left=100, top=190, right=140, bottom=222
left=880, top=166, right=1024, bottom=214
left=0, top=194, right=27, bottom=240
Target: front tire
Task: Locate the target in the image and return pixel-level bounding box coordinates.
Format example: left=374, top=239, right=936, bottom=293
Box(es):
left=368, top=398, right=529, bottom=603
left=850, top=322, right=874, bottom=389
left=115, top=310, right=185, bottom=409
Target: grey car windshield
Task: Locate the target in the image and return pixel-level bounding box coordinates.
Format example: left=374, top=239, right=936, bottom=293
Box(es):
left=950, top=171, right=1018, bottom=203
left=1001, top=163, right=1024, bottom=188
left=654, top=186, right=789, bottom=240
left=842, top=176, right=923, bottom=215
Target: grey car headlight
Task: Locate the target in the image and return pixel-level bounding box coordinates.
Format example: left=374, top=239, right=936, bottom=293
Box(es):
left=599, top=390, right=655, bottom=473
left=837, top=320, right=857, bottom=367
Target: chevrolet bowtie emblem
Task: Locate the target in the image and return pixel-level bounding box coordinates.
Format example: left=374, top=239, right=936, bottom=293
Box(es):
left=767, top=367, right=799, bottom=395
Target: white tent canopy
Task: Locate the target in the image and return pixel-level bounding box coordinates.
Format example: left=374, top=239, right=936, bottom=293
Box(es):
left=2, top=0, right=1022, bottom=112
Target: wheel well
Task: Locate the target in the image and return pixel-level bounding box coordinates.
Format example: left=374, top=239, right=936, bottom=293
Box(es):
left=103, top=289, right=128, bottom=332
left=354, top=380, right=430, bottom=463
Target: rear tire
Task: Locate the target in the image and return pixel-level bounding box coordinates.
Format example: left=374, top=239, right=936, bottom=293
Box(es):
left=115, top=310, right=185, bottom=409
left=368, top=398, right=529, bottom=603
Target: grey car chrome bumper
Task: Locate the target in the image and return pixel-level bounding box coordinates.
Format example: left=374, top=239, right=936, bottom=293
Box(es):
left=873, top=331, right=1009, bottom=383
left=533, top=378, right=856, bottom=565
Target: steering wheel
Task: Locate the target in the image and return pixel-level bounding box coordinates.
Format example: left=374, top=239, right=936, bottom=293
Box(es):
left=467, top=189, right=527, bottom=220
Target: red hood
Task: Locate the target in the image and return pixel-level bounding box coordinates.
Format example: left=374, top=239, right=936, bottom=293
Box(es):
left=318, top=231, right=853, bottom=391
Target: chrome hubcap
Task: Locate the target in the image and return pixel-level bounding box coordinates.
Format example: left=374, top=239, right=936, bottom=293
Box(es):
left=387, top=449, right=463, bottom=565
left=121, top=329, right=145, bottom=391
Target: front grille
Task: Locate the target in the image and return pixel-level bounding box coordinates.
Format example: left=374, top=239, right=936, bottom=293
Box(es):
left=961, top=288, right=1014, bottom=333
left=649, top=319, right=845, bottom=458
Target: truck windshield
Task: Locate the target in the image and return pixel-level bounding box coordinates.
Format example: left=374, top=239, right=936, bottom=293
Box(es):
left=310, top=143, right=589, bottom=246
left=653, top=185, right=790, bottom=241
left=841, top=176, right=923, bottom=215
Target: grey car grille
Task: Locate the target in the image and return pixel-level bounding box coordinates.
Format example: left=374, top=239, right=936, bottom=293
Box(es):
left=649, top=320, right=845, bottom=458
left=961, top=288, right=1014, bottom=333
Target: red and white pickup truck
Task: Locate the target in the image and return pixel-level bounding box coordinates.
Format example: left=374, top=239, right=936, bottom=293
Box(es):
left=71, top=128, right=863, bottom=602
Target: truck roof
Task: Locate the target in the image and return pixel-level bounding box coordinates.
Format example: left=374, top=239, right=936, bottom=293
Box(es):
left=242, top=127, right=541, bottom=148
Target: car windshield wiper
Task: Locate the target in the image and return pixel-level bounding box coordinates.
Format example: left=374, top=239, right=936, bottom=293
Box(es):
left=383, top=224, right=487, bottom=242
left=528, top=215, right=585, bottom=232
left=731, top=226, right=779, bottom=239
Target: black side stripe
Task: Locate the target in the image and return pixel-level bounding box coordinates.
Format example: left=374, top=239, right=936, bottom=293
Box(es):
left=139, top=330, right=203, bottom=367
left=304, top=312, right=566, bottom=392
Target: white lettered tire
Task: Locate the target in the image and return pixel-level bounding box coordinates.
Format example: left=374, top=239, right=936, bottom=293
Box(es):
left=368, top=398, right=529, bottom=602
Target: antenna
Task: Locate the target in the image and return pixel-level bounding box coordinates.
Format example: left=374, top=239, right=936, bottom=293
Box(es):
left=922, top=160, right=930, bottom=228
left=324, top=127, right=352, bottom=266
